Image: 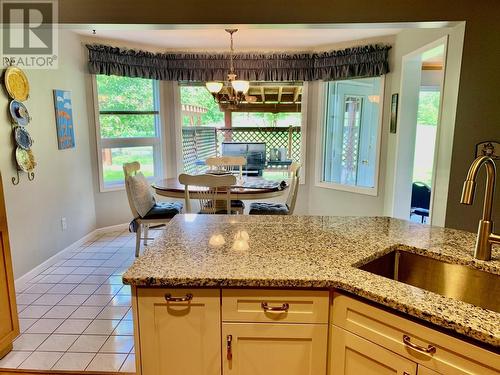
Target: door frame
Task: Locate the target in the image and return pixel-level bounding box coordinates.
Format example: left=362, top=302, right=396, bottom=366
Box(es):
left=391, top=36, right=449, bottom=225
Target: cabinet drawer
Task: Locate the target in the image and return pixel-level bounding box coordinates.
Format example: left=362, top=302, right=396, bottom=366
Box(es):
left=222, top=289, right=329, bottom=323
left=332, top=292, right=500, bottom=375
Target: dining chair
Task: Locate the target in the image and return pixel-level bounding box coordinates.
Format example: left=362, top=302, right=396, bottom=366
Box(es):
left=248, top=163, right=301, bottom=215
left=206, top=156, right=246, bottom=178
left=178, top=173, right=237, bottom=214
left=205, top=156, right=247, bottom=214
left=410, top=182, right=431, bottom=223
left=123, top=162, right=182, bottom=257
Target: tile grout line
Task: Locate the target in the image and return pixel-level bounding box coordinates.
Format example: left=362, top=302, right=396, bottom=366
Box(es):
left=7, top=229, right=138, bottom=372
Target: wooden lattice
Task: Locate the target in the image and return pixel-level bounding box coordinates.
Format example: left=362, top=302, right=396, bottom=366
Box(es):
left=182, top=127, right=217, bottom=173
left=216, top=127, right=302, bottom=163
left=182, top=126, right=302, bottom=173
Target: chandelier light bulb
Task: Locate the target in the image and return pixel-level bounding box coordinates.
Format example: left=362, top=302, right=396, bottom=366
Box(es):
left=205, top=81, right=223, bottom=93
left=231, top=80, right=250, bottom=93
left=205, top=29, right=250, bottom=105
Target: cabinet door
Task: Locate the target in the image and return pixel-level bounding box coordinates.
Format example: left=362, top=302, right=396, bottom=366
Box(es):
left=136, top=288, right=220, bottom=375
left=330, top=326, right=417, bottom=375
left=222, top=322, right=328, bottom=375
left=418, top=366, right=442, bottom=375
left=0, top=174, right=19, bottom=359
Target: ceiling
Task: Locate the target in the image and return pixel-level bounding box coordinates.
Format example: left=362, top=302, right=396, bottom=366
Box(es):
left=217, top=83, right=303, bottom=113
left=75, top=27, right=401, bottom=50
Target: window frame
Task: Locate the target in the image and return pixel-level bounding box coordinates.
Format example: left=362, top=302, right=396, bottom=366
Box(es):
left=92, top=75, right=163, bottom=192
left=315, top=77, right=385, bottom=196
left=173, top=81, right=308, bottom=184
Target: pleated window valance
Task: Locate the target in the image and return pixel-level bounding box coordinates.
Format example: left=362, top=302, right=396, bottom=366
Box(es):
left=86, top=43, right=391, bottom=82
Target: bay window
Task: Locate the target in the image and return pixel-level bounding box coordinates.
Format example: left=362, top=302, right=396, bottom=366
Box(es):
left=94, top=75, right=162, bottom=191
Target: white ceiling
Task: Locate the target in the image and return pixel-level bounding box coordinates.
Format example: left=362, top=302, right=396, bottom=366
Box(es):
left=75, top=27, right=401, bottom=51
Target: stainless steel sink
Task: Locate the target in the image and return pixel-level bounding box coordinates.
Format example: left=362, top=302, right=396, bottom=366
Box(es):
left=359, top=250, right=500, bottom=313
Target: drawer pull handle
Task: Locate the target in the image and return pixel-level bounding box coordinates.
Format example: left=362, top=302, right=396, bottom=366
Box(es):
left=403, top=335, right=436, bottom=354
left=261, top=302, right=289, bottom=312
left=164, top=293, right=193, bottom=302
left=226, top=335, right=233, bottom=361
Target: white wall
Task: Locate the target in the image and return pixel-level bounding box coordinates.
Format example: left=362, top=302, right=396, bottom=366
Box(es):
left=421, top=70, right=443, bottom=88
left=0, top=31, right=97, bottom=278
left=302, top=80, right=390, bottom=216
left=298, top=35, right=395, bottom=216
left=383, top=24, right=465, bottom=226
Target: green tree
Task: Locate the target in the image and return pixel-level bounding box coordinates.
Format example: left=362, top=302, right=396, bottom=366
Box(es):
left=417, top=91, right=441, bottom=126
left=96, top=75, right=157, bottom=138
left=180, top=86, right=224, bottom=126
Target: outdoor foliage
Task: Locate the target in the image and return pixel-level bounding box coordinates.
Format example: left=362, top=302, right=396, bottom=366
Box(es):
left=413, top=90, right=441, bottom=186
left=180, top=85, right=302, bottom=128
left=180, top=86, right=224, bottom=126
left=417, top=91, right=440, bottom=126
left=96, top=75, right=158, bottom=185
left=96, top=75, right=158, bottom=138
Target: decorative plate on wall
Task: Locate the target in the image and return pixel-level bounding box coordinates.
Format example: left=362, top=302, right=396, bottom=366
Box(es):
left=15, top=147, right=36, bottom=172
left=4, top=66, right=30, bottom=101
left=9, top=100, right=31, bottom=126
left=14, top=126, right=33, bottom=150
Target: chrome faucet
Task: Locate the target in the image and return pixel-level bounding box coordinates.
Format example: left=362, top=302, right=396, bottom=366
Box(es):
left=460, top=155, right=500, bottom=260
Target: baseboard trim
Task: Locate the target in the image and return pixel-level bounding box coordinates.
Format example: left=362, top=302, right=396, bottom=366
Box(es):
left=0, top=369, right=135, bottom=374
left=15, top=223, right=129, bottom=288
left=94, top=222, right=129, bottom=235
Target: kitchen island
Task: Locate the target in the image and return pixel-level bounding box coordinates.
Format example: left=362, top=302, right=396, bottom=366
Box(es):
left=123, top=215, right=500, bottom=375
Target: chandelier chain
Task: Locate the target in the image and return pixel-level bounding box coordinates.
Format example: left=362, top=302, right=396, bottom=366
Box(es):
left=206, top=28, right=250, bottom=108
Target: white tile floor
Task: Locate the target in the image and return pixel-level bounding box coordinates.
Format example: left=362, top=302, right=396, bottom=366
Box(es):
left=0, top=229, right=150, bottom=372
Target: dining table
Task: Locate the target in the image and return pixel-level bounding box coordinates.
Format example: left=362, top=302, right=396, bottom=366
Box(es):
left=152, top=176, right=289, bottom=200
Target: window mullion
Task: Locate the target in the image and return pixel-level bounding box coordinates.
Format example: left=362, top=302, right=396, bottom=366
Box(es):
left=101, top=137, right=158, bottom=149
left=99, top=110, right=159, bottom=115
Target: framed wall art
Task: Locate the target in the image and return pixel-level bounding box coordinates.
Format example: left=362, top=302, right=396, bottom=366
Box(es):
left=53, top=89, right=75, bottom=149
left=390, top=93, right=399, bottom=134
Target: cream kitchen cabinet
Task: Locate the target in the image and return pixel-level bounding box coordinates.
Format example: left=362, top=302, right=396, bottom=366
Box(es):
left=222, top=322, right=328, bottom=375
left=331, top=292, right=500, bottom=375
left=330, top=325, right=418, bottom=375
left=132, top=288, right=499, bottom=375
left=417, top=367, right=441, bottom=375
left=221, top=289, right=330, bottom=375
left=134, top=288, right=221, bottom=375
left=330, top=326, right=445, bottom=375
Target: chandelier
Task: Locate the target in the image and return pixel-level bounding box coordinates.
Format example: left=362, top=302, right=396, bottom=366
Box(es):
left=205, top=29, right=255, bottom=107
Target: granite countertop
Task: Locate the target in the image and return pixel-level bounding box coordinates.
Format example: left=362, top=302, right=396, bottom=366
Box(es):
left=123, top=215, right=500, bottom=347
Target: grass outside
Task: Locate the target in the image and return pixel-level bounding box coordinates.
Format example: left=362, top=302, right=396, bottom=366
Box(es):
left=103, top=165, right=154, bottom=185
left=102, top=148, right=154, bottom=185
left=412, top=124, right=437, bottom=187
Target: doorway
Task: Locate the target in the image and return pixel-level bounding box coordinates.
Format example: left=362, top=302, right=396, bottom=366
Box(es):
left=410, top=45, right=446, bottom=223
left=391, top=37, right=448, bottom=225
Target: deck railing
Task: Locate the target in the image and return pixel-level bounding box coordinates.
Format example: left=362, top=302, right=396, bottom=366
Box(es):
left=216, top=126, right=302, bottom=162
left=181, top=126, right=302, bottom=173
left=182, top=127, right=217, bottom=174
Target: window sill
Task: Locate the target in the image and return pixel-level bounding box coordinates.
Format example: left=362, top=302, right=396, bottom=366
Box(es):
left=314, top=181, right=378, bottom=196
left=99, top=184, right=126, bottom=193
left=99, top=176, right=158, bottom=193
